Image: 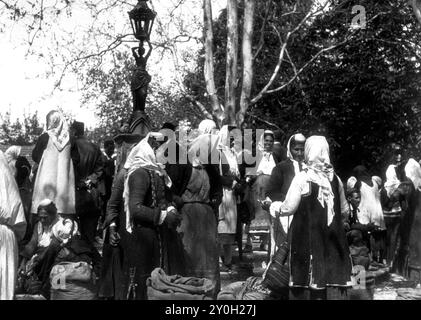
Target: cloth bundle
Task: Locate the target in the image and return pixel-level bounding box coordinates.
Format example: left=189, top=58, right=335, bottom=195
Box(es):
left=49, top=261, right=96, bottom=300
left=146, top=268, right=215, bottom=300
left=217, top=276, right=274, bottom=300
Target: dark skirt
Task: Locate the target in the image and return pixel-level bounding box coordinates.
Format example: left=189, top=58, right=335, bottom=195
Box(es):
left=98, top=230, right=125, bottom=300
left=177, top=203, right=220, bottom=297
left=289, top=179, right=352, bottom=289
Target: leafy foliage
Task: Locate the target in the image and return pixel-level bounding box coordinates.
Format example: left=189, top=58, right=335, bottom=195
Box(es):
left=183, top=0, right=421, bottom=177
left=0, top=111, right=44, bottom=145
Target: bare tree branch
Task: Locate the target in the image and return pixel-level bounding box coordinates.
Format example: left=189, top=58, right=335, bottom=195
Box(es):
left=250, top=23, right=288, bottom=105
left=253, top=0, right=272, bottom=60
left=410, top=0, right=421, bottom=26
left=54, top=33, right=132, bottom=89
left=185, top=95, right=213, bottom=120
left=250, top=1, right=344, bottom=105
left=248, top=114, right=281, bottom=130
left=266, top=38, right=349, bottom=95
left=285, top=47, right=310, bottom=106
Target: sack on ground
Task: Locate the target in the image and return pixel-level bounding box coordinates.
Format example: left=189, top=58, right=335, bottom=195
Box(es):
left=49, top=261, right=96, bottom=300
left=146, top=268, right=214, bottom=300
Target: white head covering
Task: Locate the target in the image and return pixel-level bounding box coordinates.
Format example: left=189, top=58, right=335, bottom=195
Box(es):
left=0, top=150, right=26, bottom=240
left=45, top=110, right=70, bottom=152
left=257, top=130, right=274, bottom=153
left=123, top=132, right=172, bottom=233
left=347, top=176, right=358, bottom=190
left=305, top=136, right=335, bottom=226
left=5, top=145, right=22, bottom=177
left=286, top=133, right=306, bottom=160
left=198, top=119, right=217, bottom=135
left=255, top=130, right=276, bottom=175
left=188, top=121, right=220, bottom=168
left=5, top=146, right=22, bottom=163
left=405, top=158, right=421, bottom=191
left=286, top=133, right=306, bottom=174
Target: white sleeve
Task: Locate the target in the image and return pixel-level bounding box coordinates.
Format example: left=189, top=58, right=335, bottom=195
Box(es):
left=269, top=201, right=283, bottom=218
left=337, top=176, right=349, bottom=220
left=384, top=165, right=400, bottom=197
left=385, top=165, right=397, bottom=182
left=280, top=173, right=307, bottom=216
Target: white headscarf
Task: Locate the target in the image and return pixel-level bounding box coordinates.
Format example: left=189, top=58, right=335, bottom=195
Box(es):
left=5, top=146, right=22, bottom=163
left=256, top=130, right=276, bottom=175
left=287, top=133, right=306, bottom=160
left=123, top=132, right=172, bottom=233
left=286, top=133, right=306, bottom=174
left=5, top=145, right=22, bottom=177
left=0, top=150, right=26, bottom=240
left=347, top=176, right=357, bottom=190
left=198, top=119, right=217, bottom=135
left=45, top=110, right=70, bottom=152
left=305, top=136, right=335, bottom=226
left=405, top=158, right=421, bottom=191
left=188, top=120, right=220, bottom=168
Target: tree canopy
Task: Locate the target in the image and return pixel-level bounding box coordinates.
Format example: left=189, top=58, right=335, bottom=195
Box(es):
left=183, top=0, right=421, bottom=177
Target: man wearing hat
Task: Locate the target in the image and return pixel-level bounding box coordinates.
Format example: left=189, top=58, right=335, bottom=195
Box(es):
left=71, top=121, right=104, bottom=247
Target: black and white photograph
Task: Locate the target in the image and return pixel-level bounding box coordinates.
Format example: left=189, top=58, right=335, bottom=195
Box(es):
left=1, top=0, right=421, bottom=306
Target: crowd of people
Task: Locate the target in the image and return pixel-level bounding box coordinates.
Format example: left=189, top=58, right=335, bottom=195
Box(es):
left=0, top=109, right=420, bottom=300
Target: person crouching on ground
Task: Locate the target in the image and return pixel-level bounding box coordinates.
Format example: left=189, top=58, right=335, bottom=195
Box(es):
left=18, top=199, right=78, bottom=298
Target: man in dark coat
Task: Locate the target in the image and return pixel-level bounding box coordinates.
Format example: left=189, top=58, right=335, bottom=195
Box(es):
left=70, top=121, right=104, bottom=246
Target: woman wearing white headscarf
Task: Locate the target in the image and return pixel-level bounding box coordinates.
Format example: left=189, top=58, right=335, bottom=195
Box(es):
left=217, top=125, right=241, bottom=271
left=277, top=136, right=352, bottom=300
left=118, top=132, right=181, bottom=300
left=0, top=150, right=27, bottom=300
left=5, top=145, right=22, bottom=178
left=31, top=110, right=76, bottom=216
left=266, top=133, right=306, bottom=260
left=180, top=119, right=222, bottom=297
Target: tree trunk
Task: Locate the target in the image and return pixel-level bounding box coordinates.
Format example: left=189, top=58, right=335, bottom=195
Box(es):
left=224, top=0, right=239, bottom=126
left=238, top=0, right=255, bottom=127
left=203, top=0, right=223, bottom=125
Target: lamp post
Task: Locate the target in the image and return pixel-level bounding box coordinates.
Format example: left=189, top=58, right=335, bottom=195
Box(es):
left=113, top=0, right=157, bottom=173
left=127, top=0, right=156, bottom=136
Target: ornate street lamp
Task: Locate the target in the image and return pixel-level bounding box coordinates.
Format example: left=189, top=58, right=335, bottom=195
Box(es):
left=127, top=0, right=156, bottom=136
left=113, top=0, right=157, bottom=172
left=128, top=0, right=156, bottom=42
